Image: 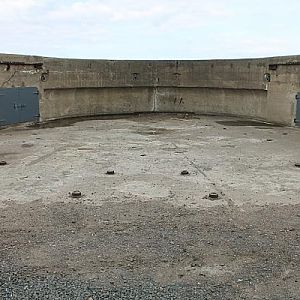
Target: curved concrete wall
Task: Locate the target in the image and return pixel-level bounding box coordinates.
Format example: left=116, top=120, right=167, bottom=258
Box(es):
left=1, top=53, right=300, bottom=125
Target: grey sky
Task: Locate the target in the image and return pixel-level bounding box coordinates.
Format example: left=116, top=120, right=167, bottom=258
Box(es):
left=1, top=0, right=299, bottom=59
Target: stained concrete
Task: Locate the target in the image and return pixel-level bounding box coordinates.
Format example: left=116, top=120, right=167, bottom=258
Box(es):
left=1, top=53, right=300, bottom=125
left=0, top=114, right=300, bottom=299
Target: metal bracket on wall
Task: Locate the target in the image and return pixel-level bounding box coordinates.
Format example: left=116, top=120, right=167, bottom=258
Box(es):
left=41, top=71, right=49, bottom=82
left=132, top=73, right=139, bottom=81
left=269, top=61, right=300, bottom=71
left=0, top=61, right=43, bottom=70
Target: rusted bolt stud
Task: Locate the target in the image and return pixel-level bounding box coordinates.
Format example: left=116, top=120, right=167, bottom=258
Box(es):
left=209, top=192, right=219, bottom=199
left=106, top=170, right=115, bottom=175
left=71, top=191, right=82, bottom=198
left=181, top=170, right=190, bottom=176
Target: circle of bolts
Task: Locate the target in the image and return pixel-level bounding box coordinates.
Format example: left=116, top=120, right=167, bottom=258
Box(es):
left=71, top=191, right=82, bottom=198
left=181, top=170, right=189, bottom=176
left=106, top=170, right=115, bottom=175
left=209, top=192, right=219, bottom=199
left=0, top=161, right=7, bottom=166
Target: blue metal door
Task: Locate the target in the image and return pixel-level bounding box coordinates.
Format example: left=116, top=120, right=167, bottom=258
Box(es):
left=296, top=93, right=300, bottom=124
left=0, top=87, right=39, bottom=126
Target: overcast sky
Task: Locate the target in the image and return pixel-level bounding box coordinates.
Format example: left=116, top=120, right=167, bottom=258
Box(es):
left=1, top=0, right=299, bottom=59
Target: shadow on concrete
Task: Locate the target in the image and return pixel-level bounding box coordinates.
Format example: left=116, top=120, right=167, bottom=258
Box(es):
left=216, top=120, right=282, bottom=128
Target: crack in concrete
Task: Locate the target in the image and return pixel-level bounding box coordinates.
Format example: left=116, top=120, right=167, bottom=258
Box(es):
left=171, top=142, right=235, bottom=207
left=1, top=70, right=18, bottom=87
left=27, top=146, right=67, bottom=166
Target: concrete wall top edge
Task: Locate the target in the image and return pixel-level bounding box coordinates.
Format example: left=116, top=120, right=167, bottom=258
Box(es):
left=1, top=53, right=300, bottom=64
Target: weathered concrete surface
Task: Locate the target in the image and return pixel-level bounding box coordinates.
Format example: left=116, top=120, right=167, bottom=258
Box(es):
left=156, top=87, right=268, bottom=120
left=0, top=114, right=299, bottom=299
left=42, top=87, right=154, bottom=119
left=1, top=54, right=300, bottom=125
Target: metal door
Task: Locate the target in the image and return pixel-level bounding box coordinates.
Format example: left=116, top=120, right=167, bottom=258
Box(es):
left=296, top=92, right=300, bottom=124
left=0, top=87, right=39, bottom=126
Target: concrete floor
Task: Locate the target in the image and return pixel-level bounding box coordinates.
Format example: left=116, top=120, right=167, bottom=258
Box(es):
left=0, top=113, right=299, bottom=299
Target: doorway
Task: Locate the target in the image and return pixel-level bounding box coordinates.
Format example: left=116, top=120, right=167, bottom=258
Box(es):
left=0, top=87, right=39, bottom=127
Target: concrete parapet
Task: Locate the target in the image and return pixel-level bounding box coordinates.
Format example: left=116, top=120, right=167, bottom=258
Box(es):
left=1, top=54, right=300, bottom=125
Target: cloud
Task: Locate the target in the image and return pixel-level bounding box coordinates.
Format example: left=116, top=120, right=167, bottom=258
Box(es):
left=1, top=0, right=39, bottom=10
left=0, top=0, right=46, bottom=24
left=47, top=0, right=232, bottom=28
left=223, top=37, right=300, bottom=58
